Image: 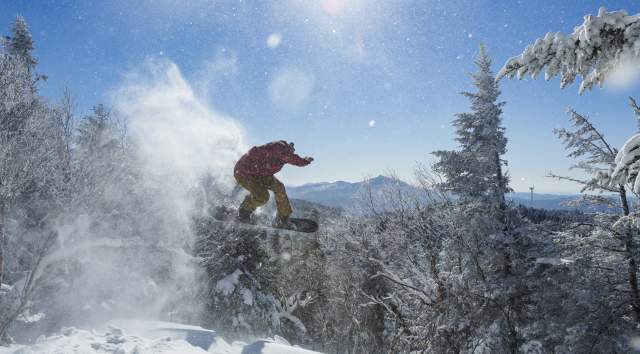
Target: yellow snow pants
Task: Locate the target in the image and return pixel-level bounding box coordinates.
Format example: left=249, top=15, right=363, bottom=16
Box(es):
left=235, top=173, right=292, bottom=219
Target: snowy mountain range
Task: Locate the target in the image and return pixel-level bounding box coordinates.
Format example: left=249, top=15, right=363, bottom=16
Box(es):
left=287, top=175, right=417, bottom=210
left=287, top=176, right=618, bottom=212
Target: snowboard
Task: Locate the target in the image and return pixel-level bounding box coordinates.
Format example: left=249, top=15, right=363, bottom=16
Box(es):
left=213, top=206, right=319, bottom=233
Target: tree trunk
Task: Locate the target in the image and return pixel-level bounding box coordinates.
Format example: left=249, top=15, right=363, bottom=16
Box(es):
left=0, top=203, right=5, bottom=285
left=620, top=185, right=630, bottom=216
left=618, top=185, right=640, bottom=321
left=494, top=152, right=507, bottom=210
left=626, top=234, right=640, bottom=321
left=0, top=229, right=4, bottom=286
left=494, top=152, right=511, bottom=276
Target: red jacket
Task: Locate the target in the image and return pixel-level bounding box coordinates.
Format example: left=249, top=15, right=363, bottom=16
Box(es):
left=234, top=141, right=310, bottom=177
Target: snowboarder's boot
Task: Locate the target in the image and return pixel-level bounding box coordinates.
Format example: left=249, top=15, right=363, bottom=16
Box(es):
left=272, top=215, right=291, bottom=229
left=237, top=208, right=252, bottom=223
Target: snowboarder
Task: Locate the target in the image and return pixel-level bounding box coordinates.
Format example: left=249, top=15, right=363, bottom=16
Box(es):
left=234, top=140, right=313, bottom=227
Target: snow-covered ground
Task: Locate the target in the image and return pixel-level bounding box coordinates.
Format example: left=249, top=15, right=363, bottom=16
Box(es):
left=0, top=320, right=322, bottom=354
left=0, top=327, right=215, bottom=354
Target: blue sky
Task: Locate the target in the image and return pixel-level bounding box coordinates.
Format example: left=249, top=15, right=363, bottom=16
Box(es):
left=2, top=0, right=640, bottom=193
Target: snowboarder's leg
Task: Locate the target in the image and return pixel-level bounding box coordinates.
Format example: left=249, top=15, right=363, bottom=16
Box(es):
left=235, top=174, right=270, bottom=219
left=266, top=176, right=292, bottom=224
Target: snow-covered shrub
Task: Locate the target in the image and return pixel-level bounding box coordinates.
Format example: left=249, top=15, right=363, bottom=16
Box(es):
left=195, top=218, right=284, bottom=340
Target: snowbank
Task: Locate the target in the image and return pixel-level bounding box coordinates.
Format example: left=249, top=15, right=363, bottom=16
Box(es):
left=0, top=323, right=323, bottom=354
left=2, top=327, right=213, bottom=354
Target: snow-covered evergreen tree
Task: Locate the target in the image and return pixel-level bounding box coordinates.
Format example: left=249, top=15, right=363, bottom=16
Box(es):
left=3, top=15, right=37, bottom=72
left=73, top=104, right=126, bottom=210
left=277, top=239, right=333, bottom=348
left=196, top=220, right=284, bottom=340
left=434, top=44, right=510, bottom=207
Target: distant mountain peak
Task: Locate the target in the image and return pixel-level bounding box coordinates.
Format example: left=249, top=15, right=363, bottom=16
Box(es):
left=365, top=175, right=412, bottom=187
left=287, top=176, right=415, bottom=209
left=367, top=175, right=391, bottom=182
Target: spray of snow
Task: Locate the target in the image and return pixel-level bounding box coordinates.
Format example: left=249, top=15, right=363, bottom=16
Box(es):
left=33, top=58, right=246, bottom=329
left=114, top=57, right=244, bottom=199
left=111, top=57, right=245, bottom=311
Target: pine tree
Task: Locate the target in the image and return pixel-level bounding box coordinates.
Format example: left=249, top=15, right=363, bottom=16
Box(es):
left=4, top=15, right=37, bottom=71
left=77, top=104, right=115, bottom=155
left=433, top=44, right=510, bottom=207
left=74, top=104, right=121, bottom=201
left=196, top=218, right=285, bottom=340
left=0, top=15, right=41, bottom=136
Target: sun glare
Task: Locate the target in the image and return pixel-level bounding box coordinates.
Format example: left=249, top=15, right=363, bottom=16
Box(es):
left=322, top=0, right=346, bottom=16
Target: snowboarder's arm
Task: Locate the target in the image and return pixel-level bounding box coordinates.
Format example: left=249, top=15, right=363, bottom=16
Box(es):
left=283, top=153, right=312, bottom=166
left=279, top=147, right=312, bottom=166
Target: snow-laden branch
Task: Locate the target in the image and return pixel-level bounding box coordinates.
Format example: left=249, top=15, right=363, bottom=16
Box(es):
left=498, top=7, right=640, bottom=94
left=611, top=133, right=640, bottom=193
